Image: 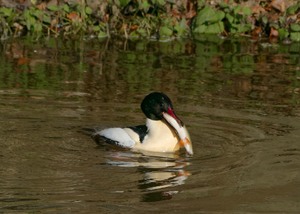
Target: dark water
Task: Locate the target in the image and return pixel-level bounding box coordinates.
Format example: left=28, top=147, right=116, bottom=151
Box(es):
left=0, top=36, right=299, bottom=213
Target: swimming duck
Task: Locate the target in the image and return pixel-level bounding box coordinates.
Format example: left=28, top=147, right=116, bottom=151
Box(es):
left=93, top=92, right=193, bottom=155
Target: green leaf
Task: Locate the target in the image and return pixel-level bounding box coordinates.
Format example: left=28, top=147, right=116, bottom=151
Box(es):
left=234, top=5, right=251, bottom=16
left=215, top=11, right=225, bottom=22
left=32, top=9, right=43, bottom=19
left=219, top=2, right=229, bottom=9
left=197, top=0, right=206, bottom=8
left=226, top=13, right=234, bottom=24
left=286, top=4, right=300, bottom=15
left=205, top=22, right=224, bottom=34
left=63, top=4, right=70, bottom=12
left=262, top=16, right=268, bottom=25
left=93, top=25, right=100, bottom=31
left=290, top=32, right=300, bottom=41
left=278, top=28, right=289, bottom=40
left=174, top=19, right=189, bottom=37
left=98, top=30, right=108, bottom=38
left=193, top=22, right=224, bottom=34
left=25, top=13, right=36, bottom=31
left=85, top=6, right=93, bottom=15
left=279, top=16, right=286, bottom=26
left=0, top=7, right=13, bottom=17
left=242, top=7, right=252, bottom=16
left=238, top=24, right=252, bottom=33
left=137, top=28, right=147, bottom=37
left=43, top=14, right=51, bottom=24
left=119, top=0, right=131, bottom=7
left=159, top=26, right=173, bottom=37
left=47, top=5, right=59, bottom=11
left=34, top=22, right=42, bottom=32
left=139, top=0, right=150, bottom=12
left=290, top=24, right=300, bottom=32
left=196, top=6, right=224, bottom=26
left=85, top=7, right=93, bottom=15
left=153, top=0, right=165, bottom=6
left=193, top=24, right=207, bottom=33
left=129, top=30, right=139, bottom=38
left=233, top=5, right=241, bottom=15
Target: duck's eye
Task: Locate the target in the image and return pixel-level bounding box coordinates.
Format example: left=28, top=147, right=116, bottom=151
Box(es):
left=160, top=102, right=168, bottom=111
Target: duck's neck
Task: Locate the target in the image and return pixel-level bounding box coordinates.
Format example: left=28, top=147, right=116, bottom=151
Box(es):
left=139, top=119, right=179, bottom=152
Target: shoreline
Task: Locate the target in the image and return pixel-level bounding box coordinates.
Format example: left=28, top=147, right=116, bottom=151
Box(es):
left=0, top=0, right=299, bottom=42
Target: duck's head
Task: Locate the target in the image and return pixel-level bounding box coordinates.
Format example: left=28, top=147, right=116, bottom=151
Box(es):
left=141, top=92, right=193, bottom=155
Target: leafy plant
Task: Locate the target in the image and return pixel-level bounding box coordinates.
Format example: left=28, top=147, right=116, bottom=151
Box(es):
left=0, top=0, right=300, bottom=41
left=224, top=5, right=253, bottom=33
left=0, top=7, right=15, bottom=39
left=193, top=6, right=225, bottom=34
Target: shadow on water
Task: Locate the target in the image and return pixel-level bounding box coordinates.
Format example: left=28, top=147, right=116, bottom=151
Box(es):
left=0, top=36, right=300, bottom=213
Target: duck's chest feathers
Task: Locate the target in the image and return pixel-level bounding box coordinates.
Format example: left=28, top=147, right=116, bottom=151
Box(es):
left=135, top=119, right=179, bottom=152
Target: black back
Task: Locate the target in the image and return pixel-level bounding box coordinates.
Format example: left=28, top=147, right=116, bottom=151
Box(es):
left=128, top=125, right=148, bottom=142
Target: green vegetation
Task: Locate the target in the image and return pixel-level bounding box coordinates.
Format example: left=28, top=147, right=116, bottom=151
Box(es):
left=0, top=0, right=300, bottom=41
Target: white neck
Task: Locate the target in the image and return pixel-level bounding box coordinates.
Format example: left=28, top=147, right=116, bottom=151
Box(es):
left=134, top=119, right=179, bottom=153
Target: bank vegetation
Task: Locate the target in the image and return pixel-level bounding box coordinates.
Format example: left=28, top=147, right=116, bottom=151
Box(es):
left=0, top=0, right=299, bottom=41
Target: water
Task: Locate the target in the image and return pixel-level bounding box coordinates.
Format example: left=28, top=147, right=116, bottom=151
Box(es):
left=0, top=36, right=299, bottom=213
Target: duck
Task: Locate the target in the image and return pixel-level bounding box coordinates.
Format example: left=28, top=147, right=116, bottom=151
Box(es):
left=92, top=92, right=193, bottom=155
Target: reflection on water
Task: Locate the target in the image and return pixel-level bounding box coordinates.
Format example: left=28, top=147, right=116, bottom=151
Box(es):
left=103, top=150, right=191, bottom=201
left=1, top=37, right=299, bottom=109
left=0, top=36, right=299, bottom=213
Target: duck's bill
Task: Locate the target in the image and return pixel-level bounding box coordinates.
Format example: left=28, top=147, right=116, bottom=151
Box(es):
left=163, top=110, right=194, bottom=155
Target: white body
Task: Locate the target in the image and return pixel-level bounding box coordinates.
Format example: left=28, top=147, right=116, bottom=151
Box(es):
left=134, top=119, right=180, bottom=153
left=98, top=118, right=187, bottom=153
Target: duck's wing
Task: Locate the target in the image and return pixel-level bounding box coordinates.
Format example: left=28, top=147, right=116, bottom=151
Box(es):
left=92, top=127, right=135, bottom=149
left=84, top=125, right=148, bottom=149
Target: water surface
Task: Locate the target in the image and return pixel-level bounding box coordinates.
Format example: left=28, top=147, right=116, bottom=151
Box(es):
left=0, top=37, right=300, bottom=213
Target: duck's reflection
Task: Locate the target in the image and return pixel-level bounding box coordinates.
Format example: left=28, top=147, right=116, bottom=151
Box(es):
left=103, top=150, right=191, bottom=202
